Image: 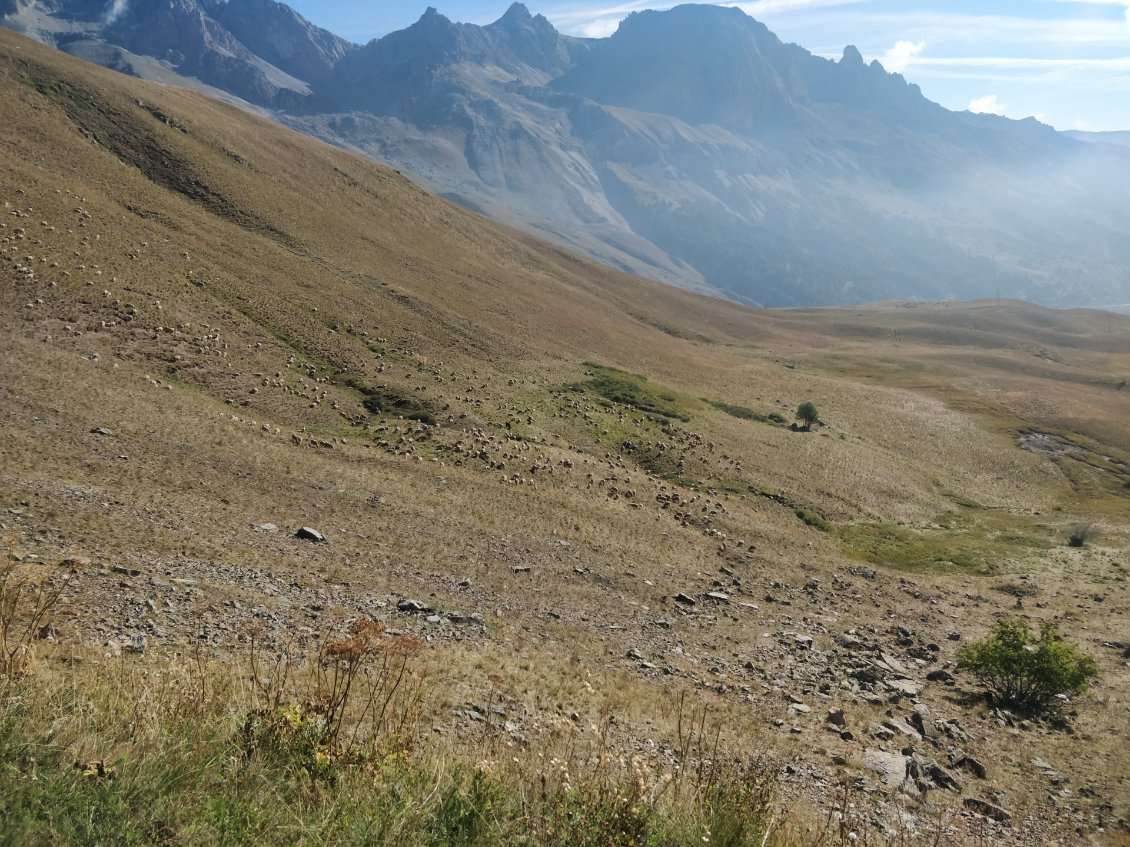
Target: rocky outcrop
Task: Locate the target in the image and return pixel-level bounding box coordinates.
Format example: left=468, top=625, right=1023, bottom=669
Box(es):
left=102, top=0, right=311, bottom=108
left=213, top=0, right=354, bottom=86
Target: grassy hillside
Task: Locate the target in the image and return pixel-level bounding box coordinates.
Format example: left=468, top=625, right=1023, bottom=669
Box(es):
left=2, top=28, right=1129, bottom=846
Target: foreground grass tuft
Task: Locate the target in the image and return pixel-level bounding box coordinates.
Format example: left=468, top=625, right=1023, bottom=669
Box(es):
left=0, top=646, right=782, bottom=847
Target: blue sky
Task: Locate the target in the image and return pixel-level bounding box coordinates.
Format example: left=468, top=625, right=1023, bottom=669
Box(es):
left=286, top=1, right=1130, bottom=131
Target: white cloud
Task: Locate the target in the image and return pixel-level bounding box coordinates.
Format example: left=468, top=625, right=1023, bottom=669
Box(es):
left=918, top=56, right=1130, bottom=71
left=881, top=39, right=925, bottom=72
left=578, top=17, right=623, bottom=37
left=103, top=0, right=128, bottom=25
left=724, top=0, right=866, bottom=13
left=968, top=94, right=1006, bottom=115
left=834, top=11, right=1130, bottom=47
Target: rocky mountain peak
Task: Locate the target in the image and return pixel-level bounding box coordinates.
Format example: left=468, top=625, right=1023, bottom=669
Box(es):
left=490, top=1, right=556, bottom=37
left=485, top=0, right=583, bottom=76
left=416, top=6, right=452, bottom=30
left=498, top=2, right=533, bottom=24
left=841, top=44, right=864, bottom=66
left=553, top=2, right=796, bottom=131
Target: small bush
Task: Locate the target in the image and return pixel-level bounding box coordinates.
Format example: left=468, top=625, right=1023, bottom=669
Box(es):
left=1, top=543, right=71, bottom=680
left=1067, top=523, right=1094, bottom=548
left=957, top=619, right=1098, bottom=713
left=240, top=619, right=425, bottom=783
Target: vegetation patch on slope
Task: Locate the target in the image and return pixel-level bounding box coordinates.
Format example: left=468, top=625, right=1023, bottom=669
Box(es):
left=566, top=364, right=696, bottom=422
left=1019, top=430, right=1130, bottom=501
left=704, top=399, right=787, bottom=426
left=345, top=379, right=438, bottom=425
left=837, top=511, right=1053, bottom=576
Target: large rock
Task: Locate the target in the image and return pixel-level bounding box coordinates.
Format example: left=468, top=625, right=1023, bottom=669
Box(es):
left=861, top=750, right=909, bottom=789
left=963, top=798, right=1012, bottom=824
left=294, top=526, right=326, bottom=542
left=886, top=678, right=922, bottom=697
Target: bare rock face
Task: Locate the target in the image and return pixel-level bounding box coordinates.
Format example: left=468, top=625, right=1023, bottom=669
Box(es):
left=213, top=0, right=354, bottom=86
left=102, top=0, right=310, bottom=108
left=963, top=797, right=1012, bottom=824
left=3, top=0, right=350, bottom=109
left=484, top=2, right=587, bottom=78
left=553, top=5, right=798, bottom=132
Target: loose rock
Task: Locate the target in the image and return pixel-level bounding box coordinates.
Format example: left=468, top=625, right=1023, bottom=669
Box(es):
left=294, top=527, right=326, bottom=543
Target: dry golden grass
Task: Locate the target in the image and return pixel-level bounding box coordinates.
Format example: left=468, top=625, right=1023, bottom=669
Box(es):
left=2, top=28, right=1129, bottom=844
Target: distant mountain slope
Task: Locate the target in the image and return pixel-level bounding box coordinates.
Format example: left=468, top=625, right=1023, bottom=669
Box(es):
left=4, top=1, right=1129, bottom=307
left=1065, top=130, right=1130, bottom=149
left=2, top=0, right=354, bottom=108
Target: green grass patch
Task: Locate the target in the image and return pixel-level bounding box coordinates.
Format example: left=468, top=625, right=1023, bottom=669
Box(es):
left=794, top=508, right=829, bottom=532
left=345, top=379, right=438, bottom=425
left=704, top=400, right=787, bottom=427
left=837, top=512, right=1053, bottom=576
left=568, top=364, right=696, bottom=423
left=937, top=488, right=984, bottom=510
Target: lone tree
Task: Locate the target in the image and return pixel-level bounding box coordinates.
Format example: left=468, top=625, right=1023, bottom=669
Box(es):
left=957, top=619, right=1098, bottom=713
left=795, top=401, right=820, bottom=431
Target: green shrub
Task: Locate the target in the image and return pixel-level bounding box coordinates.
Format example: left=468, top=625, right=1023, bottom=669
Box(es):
left=957, top=619, right=1098, bottom=713
left=705, top=401, right=787, bottom=427
left=795, top=402, right=819, bottom=431
left=1067, top=523, right=1094, bottom=548
left=429, top=770, right=506, bottom=847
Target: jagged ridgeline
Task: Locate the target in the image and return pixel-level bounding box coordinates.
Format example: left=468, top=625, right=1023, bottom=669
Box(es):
left=4, top=1, right=1129, bottom=307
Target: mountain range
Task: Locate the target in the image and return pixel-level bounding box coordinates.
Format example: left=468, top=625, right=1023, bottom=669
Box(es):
left=5, top=0, right=1129, bottom=307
